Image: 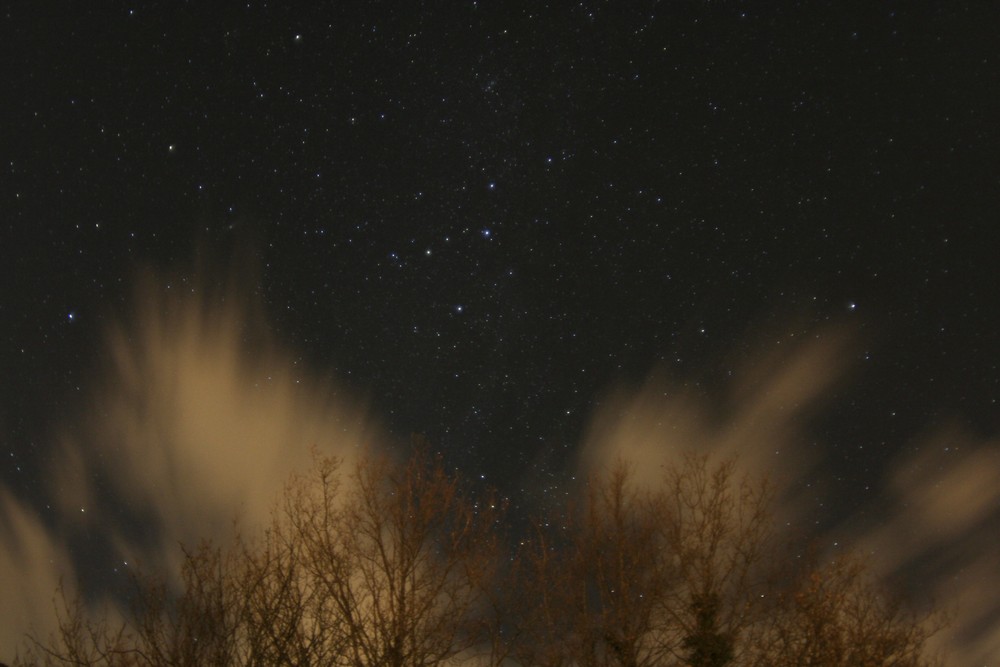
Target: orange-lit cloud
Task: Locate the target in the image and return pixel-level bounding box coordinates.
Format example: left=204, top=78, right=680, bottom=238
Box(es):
left=1, top=271, right=996, bottom=665
left=577, top=325, right=856, bottom=529
left=1, top=265, right=383, bottom=657
left=575, top=326, right=999, bottom=666
left=48, top=269, right=379, bottom=572
left=0, top=489, right=77, bottom=652
left=844, top=427, right=1000, bottom=666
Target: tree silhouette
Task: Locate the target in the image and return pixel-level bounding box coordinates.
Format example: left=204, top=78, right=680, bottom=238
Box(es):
left=682, top=593, right=734, bottom=667
left=15, top=451, right=942, bottom=667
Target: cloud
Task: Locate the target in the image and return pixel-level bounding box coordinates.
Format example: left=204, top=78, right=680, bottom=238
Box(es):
left=50, top=269, right=379, bottom=569
left=2, top=270, right=995, bottom=665
left=0, top=489, right=75, bottom=652
left=576, top=327, right=999, bottom=666
left=577, top=326, right=855, bottom=528
left=846, top=427, right=1000, bottom=666
left=2, top=264, right=383, bottom=660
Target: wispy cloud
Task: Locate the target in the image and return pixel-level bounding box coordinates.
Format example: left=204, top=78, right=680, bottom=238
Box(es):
left=577, top=327, right=999, bottom=665
left=1, top=266, right=381, bottom=656
left=2, top=275, right=995, bottom=665
left=845, top=427, right=1000, bottom=665
left=0, top=489, right=76, bottom=653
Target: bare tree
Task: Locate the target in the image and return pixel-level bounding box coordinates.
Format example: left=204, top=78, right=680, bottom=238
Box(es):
left=17, top=450, right=504, bottom=667
left=15, top=451, right=943, bottom=667
left=296, top=450, right=504, bottom=667
left=657, top=455, right=771, bottom=666
left=510, top=455, right=938, bottom=667
left=14, top=584, right=138, bottom=667
left=752, top=553, right=943, bottom=667
left=513, top=459, right=686, bottom=667
left=515, top=463, right=658, bottom=667
left=520, top=457, right=767, bottom=667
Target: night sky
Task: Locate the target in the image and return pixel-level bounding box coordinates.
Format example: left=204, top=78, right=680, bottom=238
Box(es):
left=2, top=3, right=999, bottom=662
